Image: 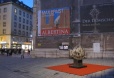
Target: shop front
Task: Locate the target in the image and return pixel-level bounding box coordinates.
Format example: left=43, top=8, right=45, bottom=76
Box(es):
left=0, top=42, right=9, bottom=48
left=11, top=44, right=22, bottom=49
left=22, top=42, right=32, bottom=50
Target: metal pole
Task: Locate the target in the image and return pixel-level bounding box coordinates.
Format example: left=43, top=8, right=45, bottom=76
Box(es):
left=78, top=0, right=81, bottom=35
left=94, top=19, right=97, bottom=33
left=103, top=34, right=106, bottom=59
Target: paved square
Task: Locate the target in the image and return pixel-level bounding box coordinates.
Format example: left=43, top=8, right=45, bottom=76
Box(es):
left=0, top=55, right=114, bottom=78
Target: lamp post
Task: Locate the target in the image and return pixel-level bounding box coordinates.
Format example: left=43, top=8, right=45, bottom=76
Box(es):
left=90, top=5, right=100, bottom=33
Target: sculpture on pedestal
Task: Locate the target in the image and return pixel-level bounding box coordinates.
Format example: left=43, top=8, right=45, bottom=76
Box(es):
left=69, top=45, right=87, bottom=68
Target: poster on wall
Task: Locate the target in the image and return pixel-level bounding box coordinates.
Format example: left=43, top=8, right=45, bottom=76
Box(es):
left=37, top=7, right=70, bottom=36
left=93, top=43, right=100, bottom=53
left=80, top=5, right=114, bottom=33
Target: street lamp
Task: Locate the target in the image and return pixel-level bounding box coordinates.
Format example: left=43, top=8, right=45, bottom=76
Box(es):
left=90, top=5, right=100, bottom=33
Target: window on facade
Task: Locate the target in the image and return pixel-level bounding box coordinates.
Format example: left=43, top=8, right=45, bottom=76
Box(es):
left=30, top=15, right=32, bottom=19
left=26, top=32, right=28, bottom=36
left=23, top=18, right=25, bottom=23
left=14, top=22, right=17, bottom=27
left=14, top=29, right=17, bottom=35
left=22, top=31, right=25, bottom=36
left=26, top=26, right=28, bottom=30
left=19, top=17, right=21, bottom=22
left=27, top=13, right=29, bottom=18
left=3, top=29, right=6, bottom=34
left=29, top=26, right=32, bottom=31
left=14, top=8, right=17, bottom=14
left=23, top=12, right=25, bottom=17
left=19, top=10, right=21, bottom=15
left=3, top=15, right=6, bottom=20
left=20, top=31, right=21, bottom=35
left=23, top=25, right=25, bottom=29
left=0, top=9, right=1, bottom=13
left=14, top=15, right=17, bottom=20
left=4, top=8, right=7, bottom=13
left=30, top=21, right=32, bottom=25
left=18, top=30, right=21, bottom=35
left=3, top=22, right=6, bottom=27
left=26, top=38, right=29, bottom=42
left=0, top=15, right=1, bottom=20
left=26, top=20, right=28, bottom=24
left=19, top=23, right=21, bottom=28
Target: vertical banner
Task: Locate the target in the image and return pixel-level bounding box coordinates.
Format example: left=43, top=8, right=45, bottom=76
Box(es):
left=38, top=10, right=41, bottom=36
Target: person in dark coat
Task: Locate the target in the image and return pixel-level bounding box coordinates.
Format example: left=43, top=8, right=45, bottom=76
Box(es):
left=28, top=49, right=30, bottom=55
left=21, top=49, right=25, bottom=59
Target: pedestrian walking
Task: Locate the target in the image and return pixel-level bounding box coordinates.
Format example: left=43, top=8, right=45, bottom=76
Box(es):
left=28, top=49, right=30, bottom=55
left=6, top=49, right=9, bottom=56
left=9, top=49, right=12, bottom=56
left=21, top=49, right=25, bottom=59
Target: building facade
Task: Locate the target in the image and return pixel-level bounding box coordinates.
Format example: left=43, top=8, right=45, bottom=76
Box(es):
left=0, top=0, right=33, bottom=49
left=32, top=0, right=114, bottom=58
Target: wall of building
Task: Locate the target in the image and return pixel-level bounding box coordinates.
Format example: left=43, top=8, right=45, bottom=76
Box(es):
left=31, top=33, right=114, bottom=58
left=36, top=36, right=69, bottom=48
left=0, top=1, right=33, bottom=49
left=83, top=0, right=113, bottom=5
left=71, top=33, right=114, bottom=58
left=32, top=0, right=114, bottom=58
left=10, top=3, right=33, bottom=49
left=0, top=3, right=12, bottom=48
left=41, top=0, right=72, bottom=10
left=34, top=0, right=72, bottom=49
left=0, top=3, right=12, bottom=35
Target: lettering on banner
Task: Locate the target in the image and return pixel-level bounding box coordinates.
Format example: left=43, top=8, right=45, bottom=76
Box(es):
left=41, top=29, right=70, bottom=36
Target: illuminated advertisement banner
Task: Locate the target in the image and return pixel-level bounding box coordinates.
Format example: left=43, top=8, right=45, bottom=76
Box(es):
left=80, top=5, right=114, bottom=33
left=38, top=7, right=70, bottom=36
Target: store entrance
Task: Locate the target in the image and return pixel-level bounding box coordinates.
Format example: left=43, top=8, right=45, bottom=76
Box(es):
left=11, top=44, right=21, bottom=49
left=0, top=43, right=9, bottom=48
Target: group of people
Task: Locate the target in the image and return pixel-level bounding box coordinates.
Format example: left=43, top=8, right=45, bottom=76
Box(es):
left=0, top=48, right=21, bottom=56
left=0, top=48, right=31, bottom=59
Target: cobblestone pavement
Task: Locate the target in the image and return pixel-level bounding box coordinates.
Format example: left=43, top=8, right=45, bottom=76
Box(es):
left=0, top=55, right=114, bottom=78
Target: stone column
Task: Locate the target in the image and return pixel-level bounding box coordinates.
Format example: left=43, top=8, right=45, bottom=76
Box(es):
left=31, top=0, right=41, bottom=58
left=33, top=0, right=41, bottom=50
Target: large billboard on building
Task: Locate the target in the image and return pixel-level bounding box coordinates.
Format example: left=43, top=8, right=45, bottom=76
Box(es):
left=80, top=5, right=114, bottom=33
left=38, top=7, right=70, bottom=36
